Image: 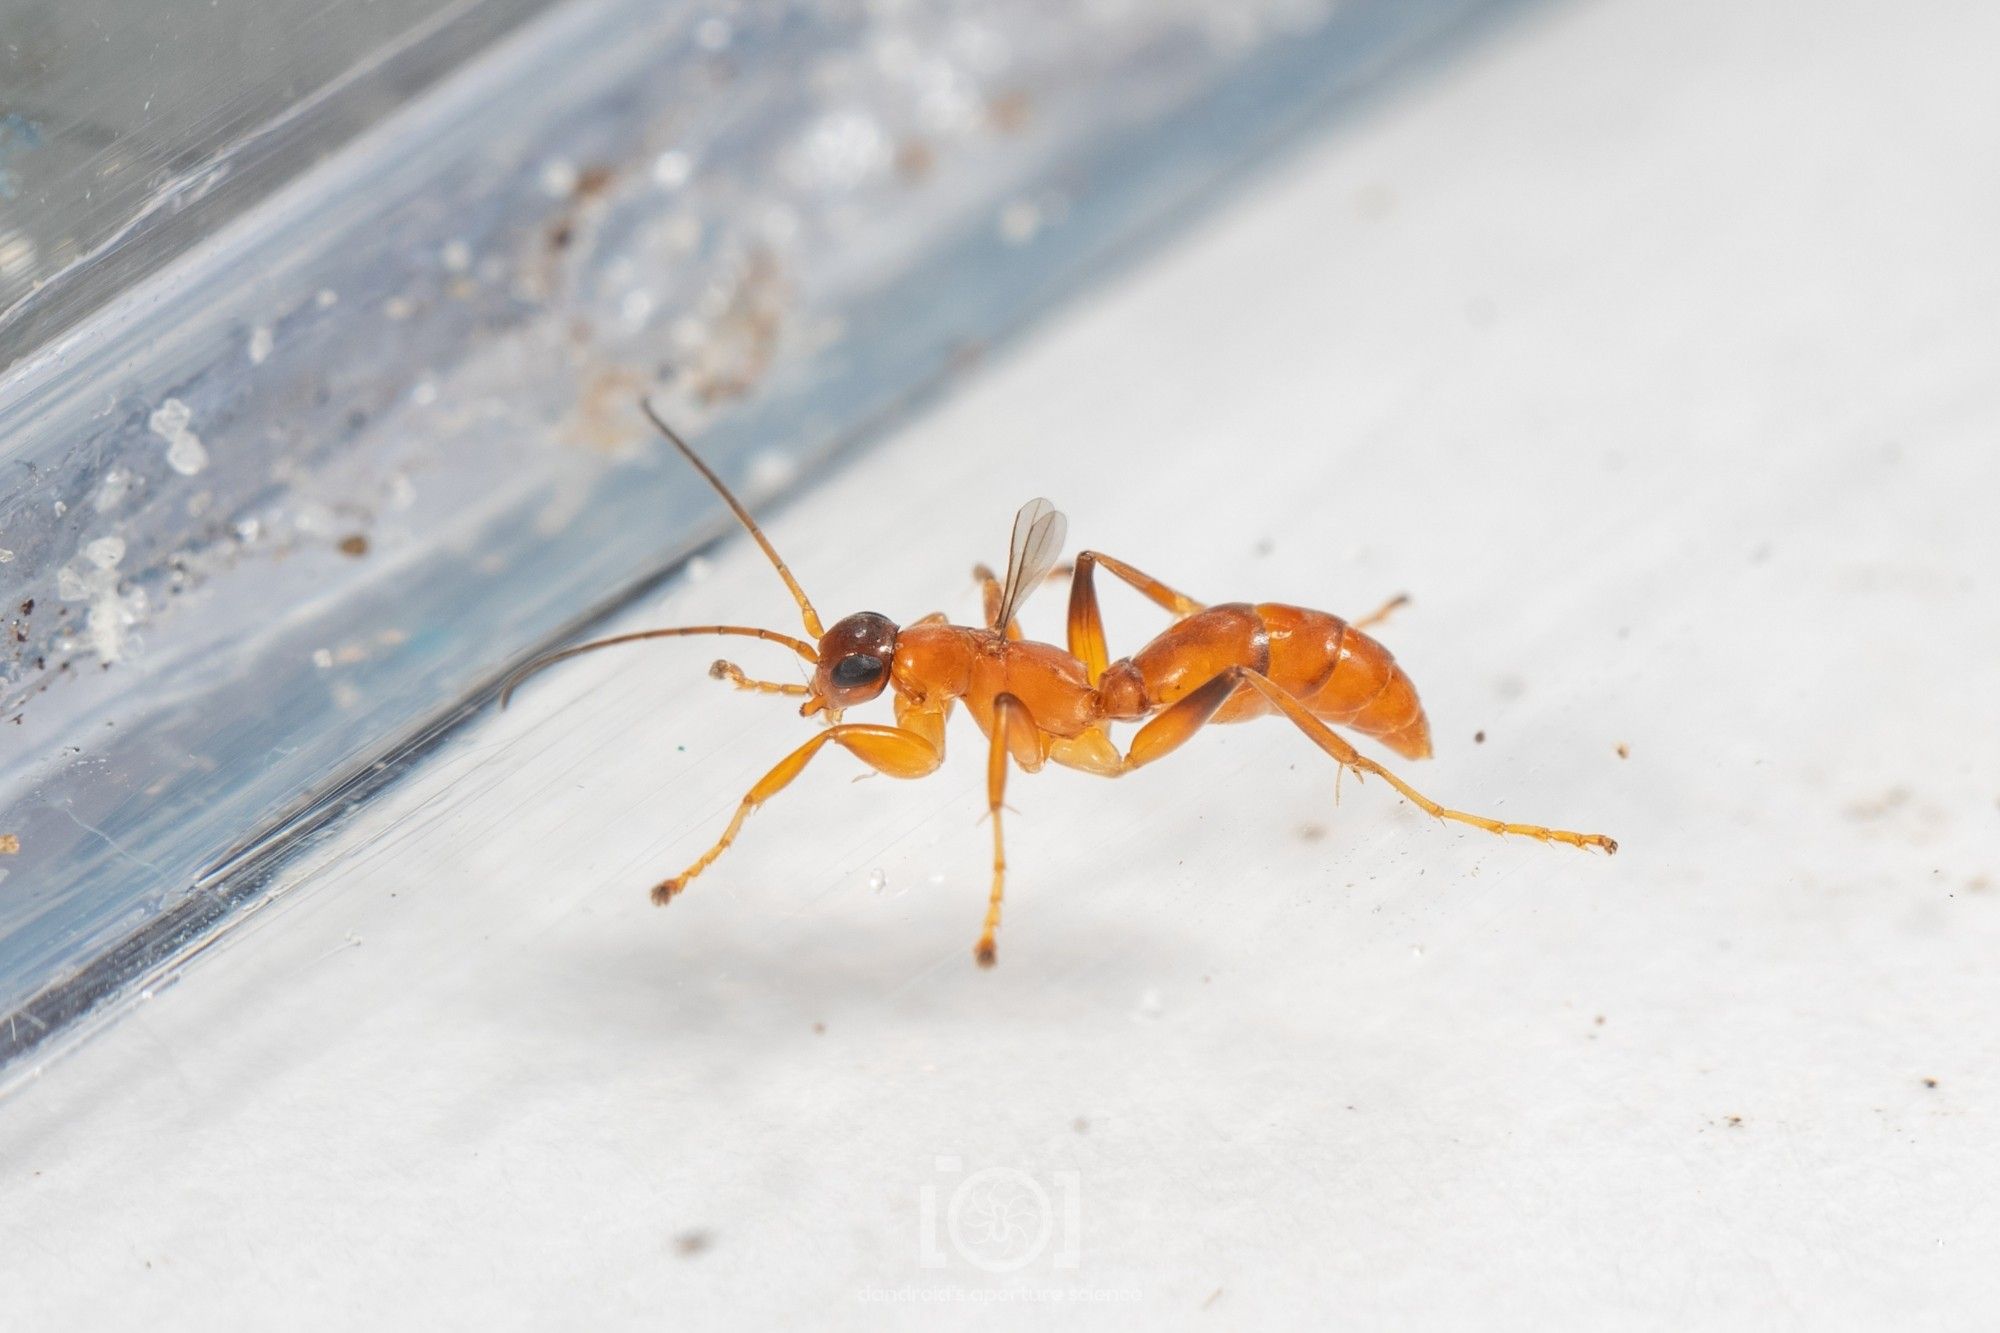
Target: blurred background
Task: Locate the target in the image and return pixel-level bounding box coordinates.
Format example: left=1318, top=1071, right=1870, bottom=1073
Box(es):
left=2, top=0, right=1997, bottom=1325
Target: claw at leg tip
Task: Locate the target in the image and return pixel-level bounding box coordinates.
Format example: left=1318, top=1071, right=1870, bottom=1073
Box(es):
left=975, top=941, right=997, bottom=969
left=651, top=881, right=681, bottom=906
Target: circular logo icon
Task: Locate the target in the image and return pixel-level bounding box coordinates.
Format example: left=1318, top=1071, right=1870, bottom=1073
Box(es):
left=945, top=1167, right=1054, bottom=1273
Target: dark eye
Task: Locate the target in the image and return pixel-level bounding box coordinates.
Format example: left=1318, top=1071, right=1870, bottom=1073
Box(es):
left=830, top=653, right=885, bottom=688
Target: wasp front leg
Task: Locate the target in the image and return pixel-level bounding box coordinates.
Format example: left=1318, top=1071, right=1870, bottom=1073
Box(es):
left=653, top=723, right=943, bottom=903
left=708, top=660, right=810, bottom=696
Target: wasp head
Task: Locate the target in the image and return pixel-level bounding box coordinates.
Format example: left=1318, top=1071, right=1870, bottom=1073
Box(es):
left=803, top=611, right=899, bottom=716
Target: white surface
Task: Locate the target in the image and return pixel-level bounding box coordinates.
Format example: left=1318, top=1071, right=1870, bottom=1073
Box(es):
left=6, top=0, right=1999, bottom=1326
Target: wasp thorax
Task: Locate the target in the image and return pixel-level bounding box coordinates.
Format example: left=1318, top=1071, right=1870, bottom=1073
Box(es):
left=814, top=611, right=899, bottom=707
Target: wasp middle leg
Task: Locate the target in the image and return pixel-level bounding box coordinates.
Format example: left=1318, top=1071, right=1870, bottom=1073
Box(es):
left=974, top=693, right=1040, bottom=967
left=974, top=563, right=1071, bottom=640
left=972, top=564, right=1025, bottom=641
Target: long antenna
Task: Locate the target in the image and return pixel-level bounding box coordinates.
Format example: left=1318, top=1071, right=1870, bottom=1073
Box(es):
left=499, top=624, right=817, bottom=709
left=641, top=399, right=826, bottom=640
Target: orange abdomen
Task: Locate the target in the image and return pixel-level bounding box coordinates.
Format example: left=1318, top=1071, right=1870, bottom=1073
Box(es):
left=1119, top=602, right=1433, bottom=759
left=1253, top=603, right=1431, bottom=758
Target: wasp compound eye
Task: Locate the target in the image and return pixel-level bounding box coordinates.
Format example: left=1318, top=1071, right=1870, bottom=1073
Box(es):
left=831, top=653, right=885, bottom=688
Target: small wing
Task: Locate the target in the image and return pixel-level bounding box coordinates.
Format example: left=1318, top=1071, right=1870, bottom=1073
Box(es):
left=994, top=497, right=1068, bottom=631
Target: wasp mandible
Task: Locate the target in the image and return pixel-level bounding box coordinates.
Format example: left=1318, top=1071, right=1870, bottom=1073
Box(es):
left=502, top=404, right=1617, bottom=967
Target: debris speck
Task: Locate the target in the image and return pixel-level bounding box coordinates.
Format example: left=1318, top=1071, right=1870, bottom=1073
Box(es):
left=987, top=89, right=1033, bottom=134
left=998, top=198, right=1042, bottom=244
left=749, top=451, right=796, bottom=492
left=652, top=149, right=694, bottom=190
left=1616, top=743, right=1630, bottom=759
left=867, top=868, right=888, bottom=894
left=894, top=138, right=935, bottom=182
left=1072, top=1117, right=1089, bottom=1134
left=166, top=435, right=208, bottom=476
left=93, top=467, right=134, bottom=512
left=440, top=238, right=472, bottom=273
left=1845, top=787, right=1911, bottom=821
left=674, top=1230, right=714, bottom=1258
left=0, top=834, right=19, bottom=854
left=148, top=398, right=208, bottom=476
left=794, top=110, right=890, bottom=189
left=1923, top=1077, right=1939, bottom=1089
left=1473, top=730, right=1486, bottom=744
left=148, top=398, right=193, bottom=440
left=620, top=288, right=656, bottom=328
left=539, top=159, right=580, bottom=197
left=84, top=536, right=126, bottom=570
left=337, top=534, right=370, bottom=558
left=247, top=325, right=274, bottom=364
left=315, top=288, right=339, bottom=309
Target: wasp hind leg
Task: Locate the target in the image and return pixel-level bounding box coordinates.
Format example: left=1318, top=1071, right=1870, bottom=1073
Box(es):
left=1119, top=666, right=1617, bottom=853
left=1064, top=551, right=1206, bottom=682
left=1350, top=593, right=1411, bottom=631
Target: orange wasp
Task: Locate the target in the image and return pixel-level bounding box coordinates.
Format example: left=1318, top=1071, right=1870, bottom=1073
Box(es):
left=503, top=403, right=1617, bottom=966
